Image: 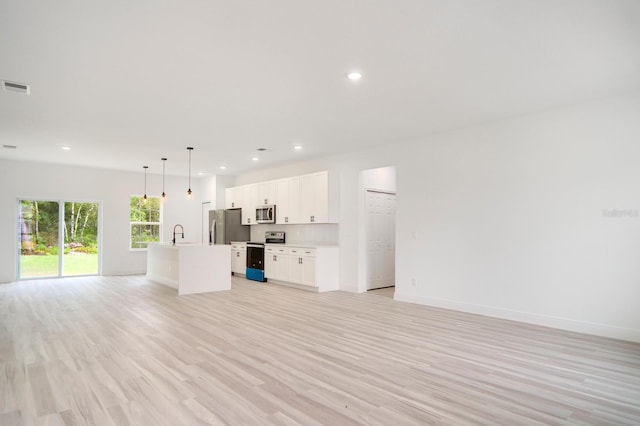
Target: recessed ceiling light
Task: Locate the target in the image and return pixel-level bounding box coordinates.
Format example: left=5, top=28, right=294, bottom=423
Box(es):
left=61, top=146, right=71, bottom=151
left=219, top=165, right=227, bottom=170
left=198, top=171, right=205, bottom=176
left=252, top=157, right=259, bottom=162
left=347, top=71, right=362, bottom=81
left=293, top=145, right=303, bottom=151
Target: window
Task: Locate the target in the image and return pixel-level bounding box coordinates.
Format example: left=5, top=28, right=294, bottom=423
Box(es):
left=130, top=196, right=161, bottom=249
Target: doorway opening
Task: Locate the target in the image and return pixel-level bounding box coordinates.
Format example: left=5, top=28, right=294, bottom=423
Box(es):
left=19, top=199, right=100, bottom=279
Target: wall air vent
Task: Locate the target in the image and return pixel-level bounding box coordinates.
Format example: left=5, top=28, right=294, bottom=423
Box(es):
left=2, top=80, right=30, bottom=95
left=3, top=144, right=17, bottom=149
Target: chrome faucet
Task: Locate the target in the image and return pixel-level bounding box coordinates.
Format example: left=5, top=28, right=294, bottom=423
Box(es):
left=172, top=224, right=184, bottom=245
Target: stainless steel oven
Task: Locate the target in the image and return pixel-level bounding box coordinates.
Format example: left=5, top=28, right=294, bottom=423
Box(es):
left=245, top=232, right=286, bottom=283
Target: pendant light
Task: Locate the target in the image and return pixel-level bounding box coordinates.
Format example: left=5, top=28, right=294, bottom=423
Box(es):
left=142, top=165, right=149, bottom=203
left=186, top=147, right=194, bottom=199
left=161, top=158, right=167, bottom=200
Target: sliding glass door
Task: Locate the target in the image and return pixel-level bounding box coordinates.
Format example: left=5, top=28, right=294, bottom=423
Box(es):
left=19, top=200, right=100, bottom=279
left=19, top=200, right=60, bottom=278
left=62, top=201, right=99, bottom=276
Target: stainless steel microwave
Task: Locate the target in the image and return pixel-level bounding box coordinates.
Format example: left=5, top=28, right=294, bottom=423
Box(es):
left=256, top=205, right=276, bottom=224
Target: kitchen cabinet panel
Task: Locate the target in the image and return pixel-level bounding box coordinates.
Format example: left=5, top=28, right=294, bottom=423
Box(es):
left=275, top=177, right=300, bottom=225
left=299, top=171, right=338, bottom=224
left=265, top=246, right=290, bottom=281
left=257, top=181, right=276, bottom=206
left=231, top=243, right=247, bottom=274
left=225, top=187, right=238, bottom=209
left=226, top=170, right=338, bottom=226
left=266, top=245, right=338, bottom=292
left=243, top=184, right=257, bottom=224
left=289, top=248, right=316, bottom=287
left=299, top=173, right=325, bottom=223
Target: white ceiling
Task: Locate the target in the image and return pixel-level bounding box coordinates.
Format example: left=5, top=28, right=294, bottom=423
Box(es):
left=1, top=0, right=639, bottom=177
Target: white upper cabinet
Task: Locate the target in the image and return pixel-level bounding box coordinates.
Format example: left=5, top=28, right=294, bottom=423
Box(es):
left=225, top=186, right=239, bottom=209
left=225, top=170, right=338, bottom=226
left=225, top=185, right=255, bottom=225
left=257, top=181, right=276, bottom=206
left=275, top=177, right=300, bottom=225
left=242, top=184, right=257, bottom=225
left=299, top=171, right=338, bottom=224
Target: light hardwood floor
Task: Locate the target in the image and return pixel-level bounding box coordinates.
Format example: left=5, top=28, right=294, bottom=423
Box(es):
left=1, top=275, right=639, bottom=425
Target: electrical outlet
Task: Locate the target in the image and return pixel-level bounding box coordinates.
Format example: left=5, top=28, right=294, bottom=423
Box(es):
left=411, top=278, right=416, bottom=286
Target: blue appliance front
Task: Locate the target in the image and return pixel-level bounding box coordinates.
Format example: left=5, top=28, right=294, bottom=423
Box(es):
left=246, top=243, right=266, bottom=282
left=246, top=267, right=265, bottom=282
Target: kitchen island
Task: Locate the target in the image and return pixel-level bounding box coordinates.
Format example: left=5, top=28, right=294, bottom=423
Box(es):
left=146, top=243, right=231, bottom=295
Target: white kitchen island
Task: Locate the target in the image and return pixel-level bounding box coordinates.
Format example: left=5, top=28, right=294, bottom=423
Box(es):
left=146, top=243, right=231, bottom=295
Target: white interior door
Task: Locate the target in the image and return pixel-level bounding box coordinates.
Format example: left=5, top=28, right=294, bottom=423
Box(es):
left=366, top=190, right=396, bottom=290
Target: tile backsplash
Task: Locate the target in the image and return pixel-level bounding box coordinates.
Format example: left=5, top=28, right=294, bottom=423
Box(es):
left=250, top=224, right=338, bottom=245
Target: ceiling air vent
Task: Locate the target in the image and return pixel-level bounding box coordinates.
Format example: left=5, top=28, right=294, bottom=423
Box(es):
left=2, top=80, right=30, bottom=95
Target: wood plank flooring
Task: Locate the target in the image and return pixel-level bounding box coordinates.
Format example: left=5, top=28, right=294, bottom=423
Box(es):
left=1, top=275, right=639, bottom=425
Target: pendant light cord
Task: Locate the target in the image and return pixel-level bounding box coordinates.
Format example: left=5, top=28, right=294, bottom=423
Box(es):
left=187, top=147, right=194, bottom=197
left=143, top=165, right=148, bottom=201
left=161, top=158, right=167, bottom=199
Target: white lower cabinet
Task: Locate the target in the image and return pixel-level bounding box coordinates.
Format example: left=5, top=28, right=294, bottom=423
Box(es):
left=265, top=245, right=338, bottom=292
left=265, top=247, right=290, bottom=281
left=230, top=243, right=246, bottom=275
left=289, top=248, right=316, bottom=287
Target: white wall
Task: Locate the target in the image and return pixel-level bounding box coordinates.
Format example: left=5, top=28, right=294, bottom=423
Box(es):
left=394, top=93, right=640, bottom=342
left=362, top=166, right=396, bottom=193
left=0, top=160, right=203, bottom=282
left=231, top=93, right=640, bottom=341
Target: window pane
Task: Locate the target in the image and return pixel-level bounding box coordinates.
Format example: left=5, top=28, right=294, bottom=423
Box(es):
left=131, top=224, right=160, bottom=249
left=130, top=196, right=161, bottom=249
left=20, top=200, right=60, bottom=278
left=63, top=202, right=99, bottom=276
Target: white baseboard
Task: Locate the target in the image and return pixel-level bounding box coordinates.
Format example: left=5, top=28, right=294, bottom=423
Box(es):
left=394, top=292, right=640, bottom=343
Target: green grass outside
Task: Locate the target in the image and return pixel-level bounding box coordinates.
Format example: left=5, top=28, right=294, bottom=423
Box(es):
left=20, top=253, right=98, bottom=278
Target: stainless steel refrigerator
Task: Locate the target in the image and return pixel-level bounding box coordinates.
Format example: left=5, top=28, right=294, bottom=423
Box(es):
left=209, top=208, right=250, bottom=244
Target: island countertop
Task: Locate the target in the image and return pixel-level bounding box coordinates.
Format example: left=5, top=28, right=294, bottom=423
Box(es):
left=146, top=243, right=231, bottom=295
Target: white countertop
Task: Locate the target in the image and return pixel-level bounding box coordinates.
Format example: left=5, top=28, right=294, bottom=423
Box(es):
left=265, top=242, right=338, bottom=248
left=229, top=241, right=338, bottom=248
